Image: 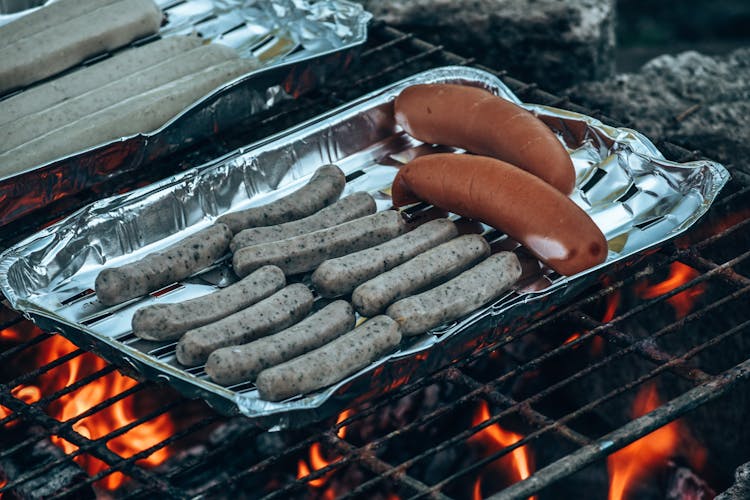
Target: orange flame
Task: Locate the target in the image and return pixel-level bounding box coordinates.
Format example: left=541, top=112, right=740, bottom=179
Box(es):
left=472, top=476, right=482, bottom=500
left=563, top=333, right=581, bottom=345
left=635, top=262, right=706, bottom=318
left=297, top=409, right=353, bottom=493
left=4, top=332, right=174, bottom=491
left=607, top=383, right=679, bottom=500
left=469, top=400, right=535, bottom=499
left=0, top=325, right=24, bottom=342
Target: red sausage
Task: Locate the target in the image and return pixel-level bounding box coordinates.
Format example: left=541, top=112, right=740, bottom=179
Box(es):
left=394, top=83, right=576, bottom=194
left=391, top=153, right=607, bottom=276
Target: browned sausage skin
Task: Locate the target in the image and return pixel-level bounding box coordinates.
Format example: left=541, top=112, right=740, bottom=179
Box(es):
left=394, top=83, right=576, bottom=194
left=391, top=153, right=607, bottom=276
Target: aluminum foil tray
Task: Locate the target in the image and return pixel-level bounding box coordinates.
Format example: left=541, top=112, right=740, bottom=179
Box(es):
left=0, top=66, right=729, bottom=428
left=0, top=0, right=371, bottom=227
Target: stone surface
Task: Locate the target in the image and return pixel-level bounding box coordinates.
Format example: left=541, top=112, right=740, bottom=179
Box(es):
left=568, top=48, right=750, bottom=167
left=356, top=0, right=615, bottom=91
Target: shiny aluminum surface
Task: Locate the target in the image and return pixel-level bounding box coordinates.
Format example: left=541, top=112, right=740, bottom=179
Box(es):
left=0, top=66, right=729, bottom=426
left=0, top=0, right=370, bottom=226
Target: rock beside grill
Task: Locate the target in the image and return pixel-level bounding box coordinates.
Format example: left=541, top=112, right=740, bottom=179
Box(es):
left=355, top=0, right=615, bottom=91
left=568, top=47, right=750, bottom=168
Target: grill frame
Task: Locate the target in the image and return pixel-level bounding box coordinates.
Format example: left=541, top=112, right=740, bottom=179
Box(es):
left=1, top=20, right=749, bottom=500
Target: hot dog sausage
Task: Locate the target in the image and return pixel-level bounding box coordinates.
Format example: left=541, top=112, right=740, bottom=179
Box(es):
left=255, top=315, right=402, bottom=401
left=311, top=218, right=458, bottom=297
left=217, top=165, right=346, bottom=234
left=386, top=252, right=522, bottom=336
left=351, top=234, right=490, bottom=317
left=175, top=283, right=314, bottom=366
left=232, top=210, right=406, bottom=277
left=131, top=265, right=285, bottom=341
left=205, top=300, right=355, bottom=385
left=95, top=223, right=232, bottom=306
left=391, top=154, right=608, bottom=275
left=229, top=191, right=376, bottom=252
left=394, top=83, right=576, bottom=194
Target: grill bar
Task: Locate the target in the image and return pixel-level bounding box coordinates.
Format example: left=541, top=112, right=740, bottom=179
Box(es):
left=491, top=356, right=750, bottom=500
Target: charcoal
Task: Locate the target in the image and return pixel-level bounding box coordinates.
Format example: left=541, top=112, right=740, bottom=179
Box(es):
left=666, top=462, right=716, bottom=500
left=716, top=462, right=750, bottom=500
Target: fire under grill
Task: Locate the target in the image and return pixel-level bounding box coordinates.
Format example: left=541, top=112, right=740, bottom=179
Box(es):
left=2, top=21, right=750, bottom=500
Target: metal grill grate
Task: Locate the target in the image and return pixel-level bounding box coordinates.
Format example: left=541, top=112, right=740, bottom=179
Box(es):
left=2, top=21, right=749, bottom=500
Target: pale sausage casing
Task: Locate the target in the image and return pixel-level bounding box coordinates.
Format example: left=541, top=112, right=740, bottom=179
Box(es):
left=391, top=154, right=607, bottom=276
left=394, top=83, right=576, bottom=194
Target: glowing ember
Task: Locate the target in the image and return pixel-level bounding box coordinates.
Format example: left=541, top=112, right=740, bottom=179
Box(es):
left=607, top=383, right=679, bottom=500
left=3, top=330, right=175, bottom=491
left=469, top=400, right=536, bottom=498
left=635, top=262, right=706, bottom=318
left=564, top=333, right=581, bottom=345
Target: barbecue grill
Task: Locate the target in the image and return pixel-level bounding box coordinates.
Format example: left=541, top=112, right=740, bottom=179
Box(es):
left=1, top=20, right=749, bottom=499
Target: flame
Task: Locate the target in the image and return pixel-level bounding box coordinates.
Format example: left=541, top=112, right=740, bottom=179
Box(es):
left=4, top=333, right=174, bottom=491
left=564, top=333, right=581, bottom=345
left=0, top=325, right=24, bottom=342
left=473, top=476, right=482, bottom=500
left=297, top=409, right=352, bottom=493
left=607, top=383, right=679, bottom=500
left=635, top=262, right=706, bottom=318
left=469, top=400, right=535, bottom=498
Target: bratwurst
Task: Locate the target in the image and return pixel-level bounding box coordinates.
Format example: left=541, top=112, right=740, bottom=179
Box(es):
left=232, top=210, right=406, bottom=277
left=255, top=315, right=402, bottom=401
left=176, top=283, right=314, bottom=366
left=311, top=218, right=458, bottom=297
left=131, top=265, right=285, bottom=341
left=95, top=223, right=232, bottom=306
left=386, top=252, right=522, bottom=336
left=205, top=300, right=355, bottom=385
left=351, top=234, right=490, bottom=317
left=229, top=191, right=376, bottom=252
left=217, top=164, right=346, bottom=234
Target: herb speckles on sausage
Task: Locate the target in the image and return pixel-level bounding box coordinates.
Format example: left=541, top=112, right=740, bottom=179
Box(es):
left=217, top=164, right=346, bottom=234
left=175, top=283, right=314, bottom=366
left=255, top=315, right=402, bottom=401
left=386, top=252, right=522, bottom=336
left=351, top=234, right=490, bottom=317
left=230, top=191, right=375, bottom=252
left=205, top=300, right=355, bottom=385
left=232, top=210, right=406, bottom=277
left=131, top=265, right=285, bottom=342
left=312, top=218, right=458, bottom=297
left=95, top=223, right=232, bottom=306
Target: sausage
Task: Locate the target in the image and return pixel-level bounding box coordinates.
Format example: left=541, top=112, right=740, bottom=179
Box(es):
left=0, top=36, right=204, bottom=127
left=1, top=43, right=239, bottom=152
left=312, top=218, right=458, bottom=297
left=95, top=223, right=232, bottom=306
left=176, top=283, right=314, bottom=366
left=0, top=0, right=163, bottom=93
left=391, top=154, right=608, bottom=275
left=386, top=252, right=522, bottom=336
left=232, top=210, right=407, bottom=277
left=394, top=83, right=576, bottom=194
left=229, top=191, right=376, bottom=252
left=0, top=0, right=119, bottom=45
left=217, top=165, right=346, bottom=234
left=352, top=234, right=490, bottom=317
left=255, top=315, right=401, bottom=401
left=131, top=265, right=285, bottom=341
left=205, top=300, right=355, bottom=385
left=0, top=59, right=257, bottom=178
